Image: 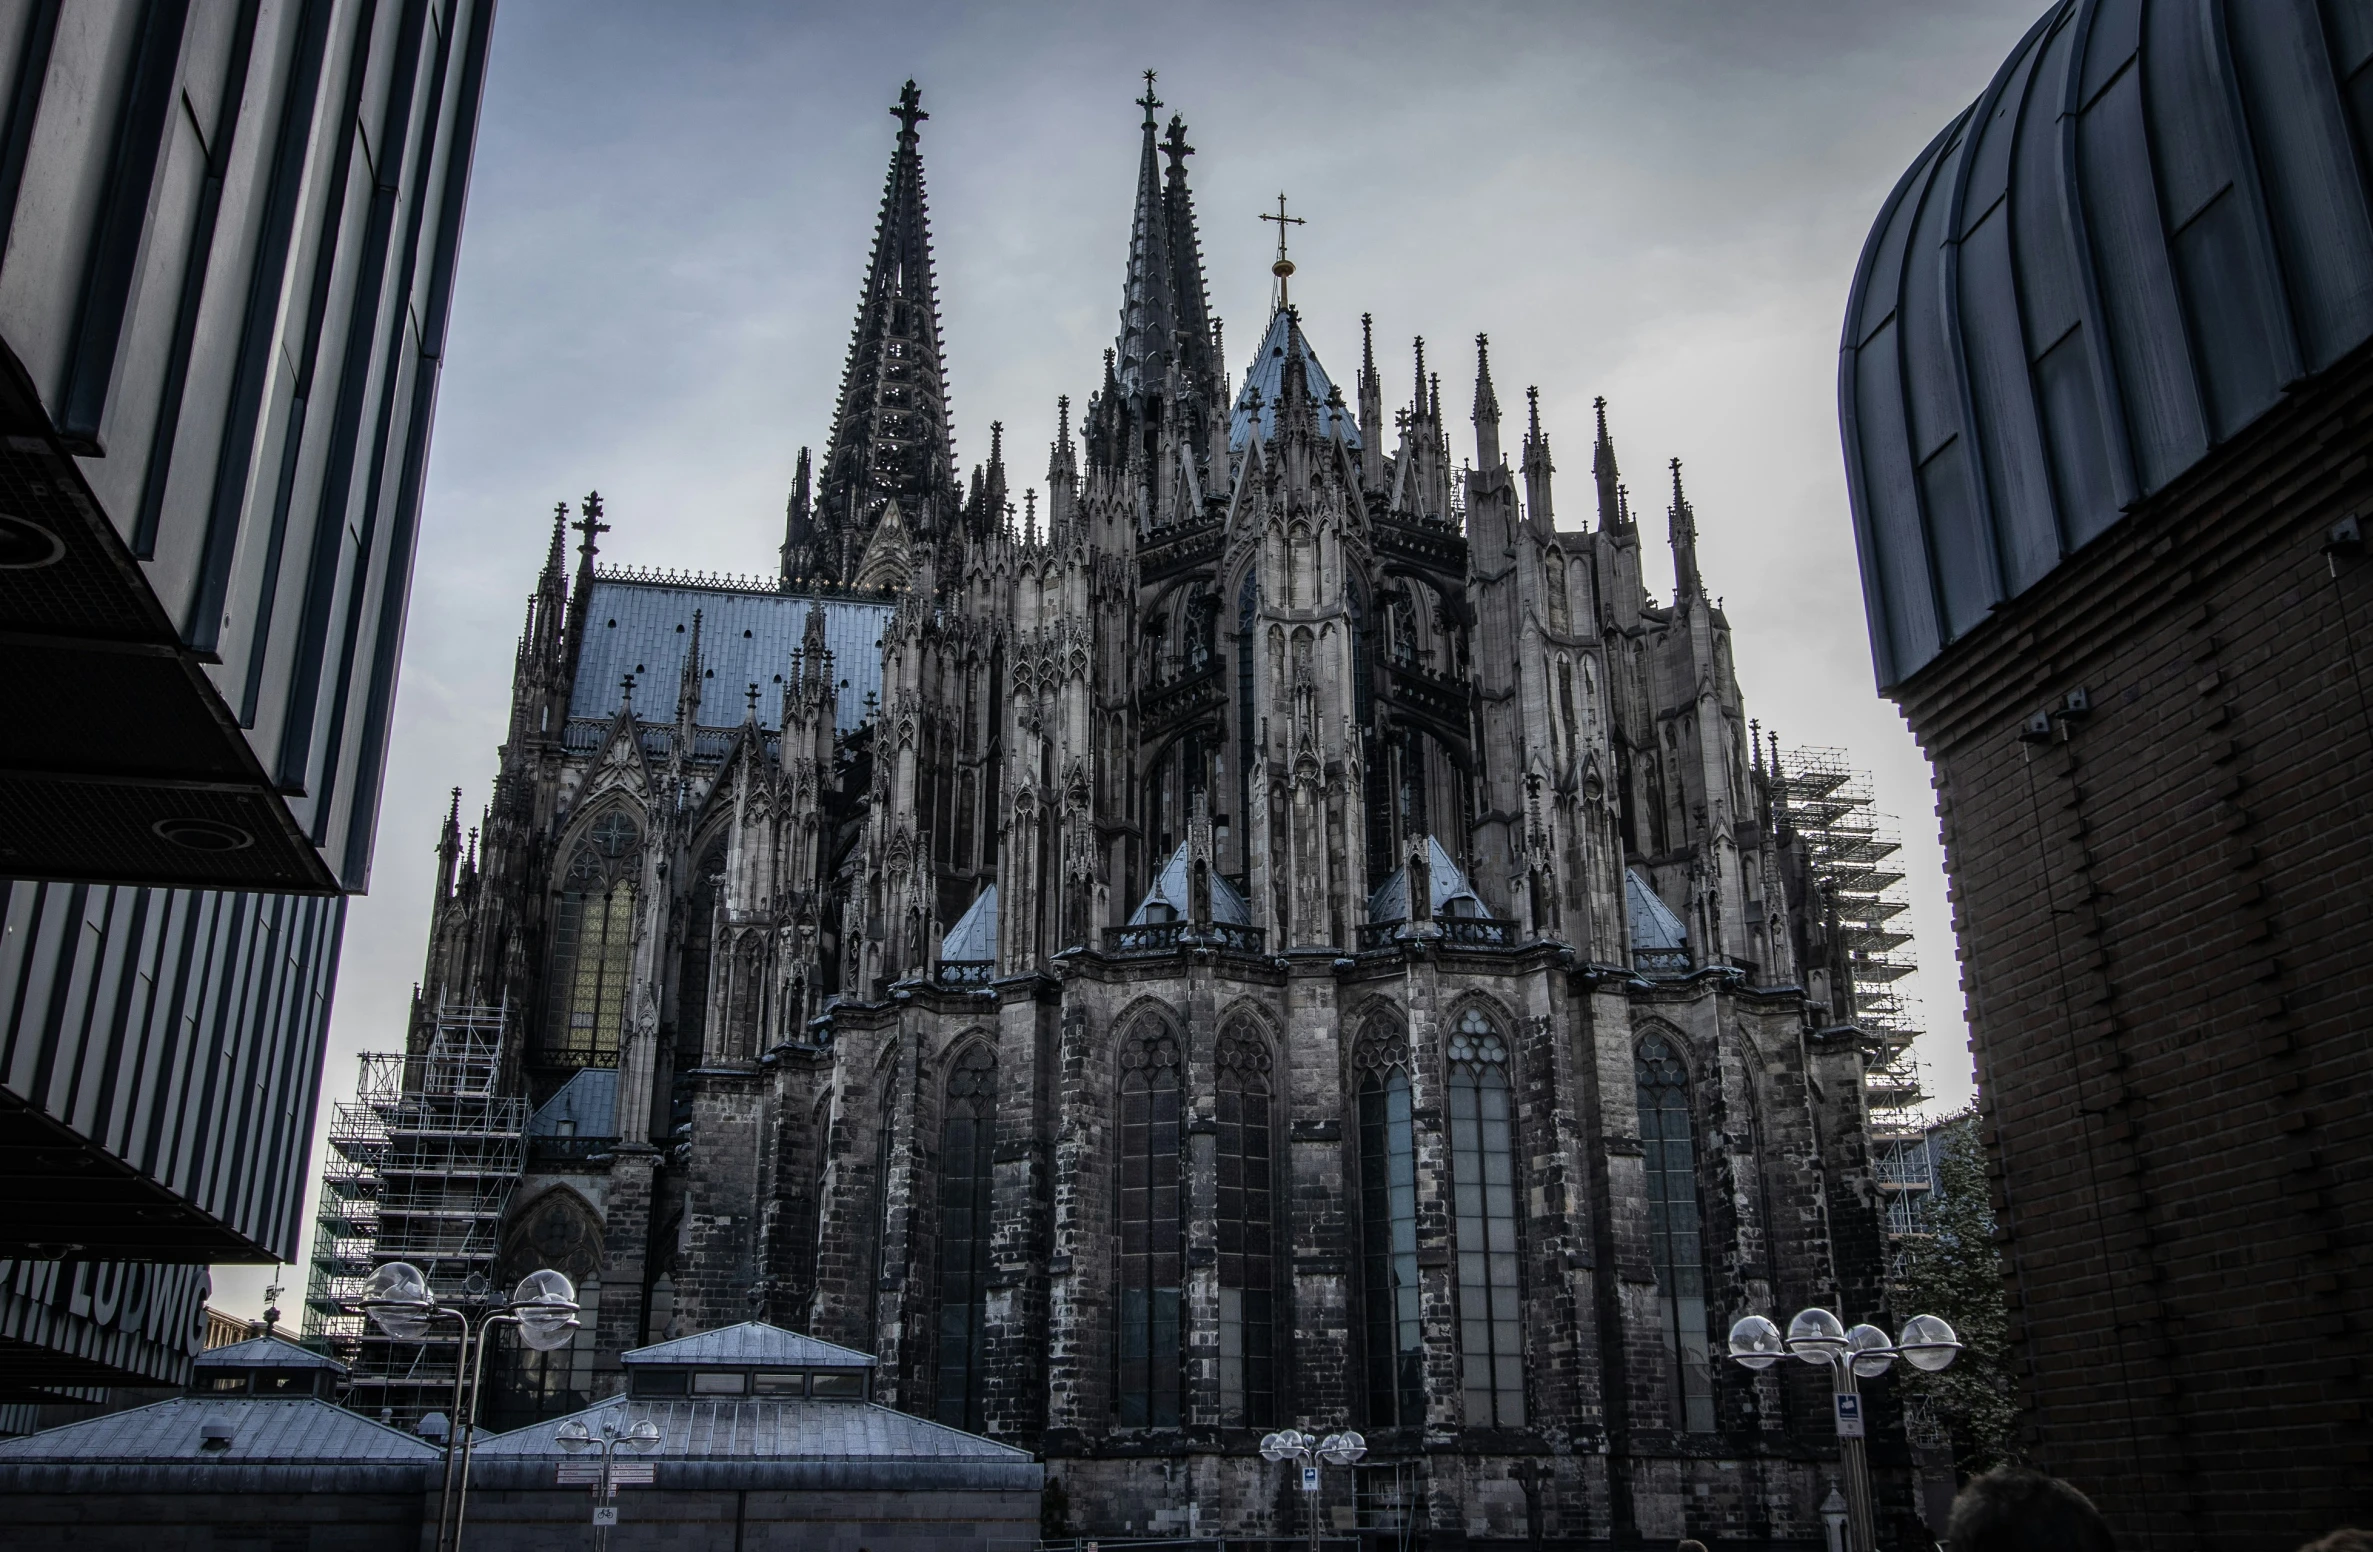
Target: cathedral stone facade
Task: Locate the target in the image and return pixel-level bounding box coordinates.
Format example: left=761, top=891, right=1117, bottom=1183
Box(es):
left=418, top=80, right=1898, bottom=1546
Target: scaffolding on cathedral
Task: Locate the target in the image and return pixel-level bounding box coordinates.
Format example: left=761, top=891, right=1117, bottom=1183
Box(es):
left=299, top=1001, right=525, bottom=1427
left=1781, top=748, right=1937, bottom=1237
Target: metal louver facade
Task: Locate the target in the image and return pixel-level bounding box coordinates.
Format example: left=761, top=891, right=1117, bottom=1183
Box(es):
left=0, top=0, right=496, bottom=893
left=1841, top=0, right=2373, bottom=690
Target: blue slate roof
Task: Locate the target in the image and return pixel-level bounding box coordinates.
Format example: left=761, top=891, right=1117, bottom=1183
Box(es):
left=0, top=1398, right=435, bottom=1463
left=568, top=578, right=893, bottom=733
left=1228, top=308, right=1361, bottom=452
left=1129, top=846, right=1251, bottom=925
left=195, top=1334, right=345, bottom=1373
left=471, top=1393, right=1029, bottom=1462
left=1626, top=868, right=1689, bottom=952
left=1367, top=836, right=1486, bottom=924
left=940, top=884, right=997, bottom=962
left=623, top=1321, right=873, bottom=1369
left=528, top=1067, right=618, bottom=1138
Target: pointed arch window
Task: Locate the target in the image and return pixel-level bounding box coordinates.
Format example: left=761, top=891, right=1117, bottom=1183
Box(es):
left=1217, top=1022, right=1277, bottom=1427
left=1637, top=1031, right=1715, bottom=1431
left=1449, top=1008, right=1524, bottom=1427
left=935, top=1044, right=997, bottom=1431
left=1356, top=1016, right=1423, bottom=1427
left=1545, top=549, right=1570, bottom=633
left=544, top=812, right=640, bottom=1067
left=675, top=839, right=726, bottom=1065
left=1117, top=1022, right=1184, bottom=1427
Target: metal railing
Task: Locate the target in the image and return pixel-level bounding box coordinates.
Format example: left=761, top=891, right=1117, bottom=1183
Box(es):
left=1102, top=921, right=1267, bottom=957
left=937, top=960, right=994, bottom=985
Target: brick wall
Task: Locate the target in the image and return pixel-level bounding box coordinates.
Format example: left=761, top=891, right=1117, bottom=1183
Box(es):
left=1894, top=340, right=2373, bottom=1546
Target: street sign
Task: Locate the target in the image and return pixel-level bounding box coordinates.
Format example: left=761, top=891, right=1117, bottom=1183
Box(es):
left=1833, top=1393, right=1866, bottom=1439
left=592, top=1507, right=618, bottom=1527
left=1302, top=1465, right=1320, bottom=1493
left=557, top=1463, right=603, bottom=1485
left=609, top=1463, right=655, bottom=1485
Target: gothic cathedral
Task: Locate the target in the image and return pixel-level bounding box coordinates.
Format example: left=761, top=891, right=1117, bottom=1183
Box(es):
left=416, top=79, right=1898, bottom=1545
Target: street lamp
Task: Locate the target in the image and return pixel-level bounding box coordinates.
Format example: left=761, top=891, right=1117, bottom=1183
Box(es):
left=556, top=1416, right=663, bottom=1550
left=1727, top=1309, right=1960, bottom=1552
left=1261, top=1428, right=1367, bottom=1552
left=360, top=1261, right=581, bottom=1552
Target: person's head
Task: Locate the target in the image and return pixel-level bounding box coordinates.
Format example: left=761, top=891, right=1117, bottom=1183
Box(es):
left=2299, top=1532, right=2373, bottom=1552
left=1945, top=1469, right=2114, bottom=1552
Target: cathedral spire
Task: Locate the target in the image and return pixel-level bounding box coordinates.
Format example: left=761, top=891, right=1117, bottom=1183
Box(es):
left=1047, top=395, right=1078, bottom=536
left=1593, top=396, right=1627, bottom=533
left=1669, top=457, right=1702, bottom=601
left=1472, top=333, right=1502, bottom=469
left=816, top=80, right=956, bottom=577
left=435, top=786, right=463, bottom=902
left=1161, top=113, right=1217, bottom=393
left=1117, top=71, right=1178, bottom=401
left=1523, top=385, right=1554, bottom=526
left=779, top=447, right=812, bottom=587
left=982, top=419, right=1007, bottom=538
left=677, top=608, right=705, bottom=732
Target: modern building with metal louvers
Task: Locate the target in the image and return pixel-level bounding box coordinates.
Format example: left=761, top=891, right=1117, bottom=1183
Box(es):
left=1841, top=1, right=2373, bottom=1543
left=0, top=0, right=497, bottom=1398
left=0, top=0, right=495, bottom=894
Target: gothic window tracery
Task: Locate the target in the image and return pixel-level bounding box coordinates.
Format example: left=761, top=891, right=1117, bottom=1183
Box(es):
left=1636, top=1030, right=1716, bottom=1432
left=1216, top=1021, right=1276, bottom=1426
left=935, top=1043, right=997, bottom=1431
left=675, top=838, right=726, bottom=1065
left=544, top=811, right=640, bottom=1067
left=1448, top=1008, right=1524, bottom=1427
left=1355, top=1013, right=1423, bottom=1428
left=1117, top=1020, right=1184, bottom=1427
left=1545, top=549, right=1570, bottom=633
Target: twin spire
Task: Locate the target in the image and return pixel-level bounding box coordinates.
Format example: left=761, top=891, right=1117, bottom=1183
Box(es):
left=1116, top=69, right=1218, bottom=405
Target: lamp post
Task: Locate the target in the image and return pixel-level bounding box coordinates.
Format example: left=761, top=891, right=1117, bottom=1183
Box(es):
left=1260, top=1428, right=1367, bottom=1552
left=555, top=1416, right=662, bottom=1551
left=1727, top=1310, right=1960, bottom=1552
left=360, top=1261, right=580, bottom=1552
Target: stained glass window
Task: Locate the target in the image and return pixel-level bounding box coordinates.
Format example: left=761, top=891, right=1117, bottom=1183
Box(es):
left=1117, top=1023, right=1184, bottom=1427
left=1216, top=1022, right=1276, bottom=1427
left=935, top=1044, right=997, bottom=1431
left=1449, top=1008, right=1524, bottom=1427
left=1637, top=1030, right=1716, bottom=1432
left=544, top=812, right=639, bottom=1067
left=1356, top=1017, right=1423, bottom=1427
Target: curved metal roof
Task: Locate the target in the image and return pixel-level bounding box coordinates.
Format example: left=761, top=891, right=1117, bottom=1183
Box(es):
left=1841, top=0, right=2373, bottom=689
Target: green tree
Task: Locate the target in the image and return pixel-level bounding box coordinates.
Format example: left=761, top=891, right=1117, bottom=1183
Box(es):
left=1888, top=1113, right=2020, bottom=1476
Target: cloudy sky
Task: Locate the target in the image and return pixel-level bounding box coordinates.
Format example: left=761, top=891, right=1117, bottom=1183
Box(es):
left=216, top=0, right=2050, bottom=1316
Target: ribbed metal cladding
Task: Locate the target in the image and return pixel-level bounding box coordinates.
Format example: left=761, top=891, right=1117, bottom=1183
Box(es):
left=1840, top=0, right=2373, bottom=690
left=0, top=877, right=346, bottom=1263
left=0, top=0, right=497, bottom=893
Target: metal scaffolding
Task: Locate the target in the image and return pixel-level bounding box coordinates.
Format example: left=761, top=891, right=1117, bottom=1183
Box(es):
left=300, top=1001, right=525, bottom=1427
left=1782, top=748, right=1936, bottom=1233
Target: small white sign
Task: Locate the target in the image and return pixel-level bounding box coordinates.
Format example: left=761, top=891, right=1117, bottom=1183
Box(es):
left=1833, top=1393, right=1866, bottom=1439
left=1302, top=1465, right=1320, bottom=1493
left=592, top=1506, right=618, bottom=1527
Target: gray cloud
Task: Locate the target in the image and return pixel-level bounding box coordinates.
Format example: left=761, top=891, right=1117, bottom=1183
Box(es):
left=212, top=0, right=2042, bottom=1313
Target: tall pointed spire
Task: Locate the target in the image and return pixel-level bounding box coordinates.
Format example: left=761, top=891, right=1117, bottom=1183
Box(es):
left=816, top=80, right=957, bottom=579
left=1116, top=70, right=1177, bottom=401
left=1669, top=457, right=1702, bottom=600
left=1472, top=333, right=1502, bottom=469
left=1523, top=386, right=1554, bottom=526
left=1047, top=395, right=1078, bottom=535
left=1160, top=113, right=1216, bottom=393
left=1593, top=396, right=1626, bottom=533
left=779, top=447, right=813, bottom=586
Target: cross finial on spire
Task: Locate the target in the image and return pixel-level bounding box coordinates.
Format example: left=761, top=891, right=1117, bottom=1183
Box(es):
left=1137, top=69, right=1161, bottom=127
left=746, top=681, right=761, bottom=717
left=1260, top=192, right=1305, bottom=310
left=892, top=80, right=926, bottom=139
left=573, top=491, right=609, bottom=568
left=1161, top=113, right=1192, bottom=172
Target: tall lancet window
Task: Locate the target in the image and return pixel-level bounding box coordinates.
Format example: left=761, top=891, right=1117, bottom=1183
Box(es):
left=1449, top=1008, right=1525, bottom=1426
left=1216, top=1022, right=1277, bottom=1426
left=1117, top=1022, right=1184, bottom=1427
left=1356, top=1016, right=1424, bottom=1427
left=1545, top=549, right=1570, bottom=633
left=545, top=812, right=639, bottom=1067
left=1637, top=1031, right=1716, bottom=1432
left=935, top=1043, right=997, bottom=1431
